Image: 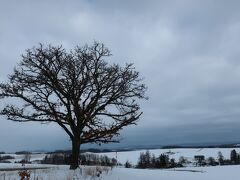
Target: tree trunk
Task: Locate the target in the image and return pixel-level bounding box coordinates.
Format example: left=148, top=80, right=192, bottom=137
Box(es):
left=70, top=138, right=81, bottom=170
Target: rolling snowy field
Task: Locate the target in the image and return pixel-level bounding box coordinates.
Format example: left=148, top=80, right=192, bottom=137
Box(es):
left=0, top=164, right=238, bottom=180
left=1, top=153, right=47, bottom=163
left=0, top=148, right=239, bottom=179
left=98, top=147, right=240, bottom=165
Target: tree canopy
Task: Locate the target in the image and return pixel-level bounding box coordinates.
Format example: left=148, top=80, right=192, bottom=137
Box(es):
left=0, top=42, right=147, bottom=169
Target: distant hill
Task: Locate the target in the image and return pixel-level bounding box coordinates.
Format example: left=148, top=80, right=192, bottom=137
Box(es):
left=43, top=142, right=240, bottom=154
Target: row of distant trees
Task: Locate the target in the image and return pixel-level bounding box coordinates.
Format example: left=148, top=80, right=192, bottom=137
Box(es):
left=0, top=154, right=31, bottom=164
left=42, top=153, right=117, bottom=167
left=129, top=149, right=240, bottom=169
left=194, top=150, right=240, bottom=166
left=134, top=151, right=179, bottom=169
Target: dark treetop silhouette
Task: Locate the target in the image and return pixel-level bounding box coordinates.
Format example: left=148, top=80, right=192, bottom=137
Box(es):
left=0, top=42, right=147, bottom=169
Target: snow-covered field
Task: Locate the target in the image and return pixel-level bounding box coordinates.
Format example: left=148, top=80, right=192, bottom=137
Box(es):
left=0, top=164, right=238, bottom=180
left=0, top=148, right=239, bottom=179
left=1, top=153, right=47, bottom=163
left=0, top=164, right=112, bottom=179
left=104, top=165, right=240, bottom=180
left=99, top=147, right=240, bottom=165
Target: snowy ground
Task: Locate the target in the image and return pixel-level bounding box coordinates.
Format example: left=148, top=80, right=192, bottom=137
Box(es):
left=104, top=165, right=240, bottom=180
left=0, top=164, right=239, bottom=180
left=2, top=147, right=238, bottom=165
left=0, top=148, right=239, bottom=179
left=98, top=147, right=240, bottom=165
left=0, top=164, right=112, bottom=179
left=1, top=153, right=47, bottom=163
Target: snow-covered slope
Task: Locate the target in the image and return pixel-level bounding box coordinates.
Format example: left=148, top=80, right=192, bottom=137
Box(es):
left=1, top=148, right=239, bottom=165
left=98, top=148, right=240, bottom=165
left=1, top=153, right=46, bottom=163
left=0, top=148, right=239, bottom=179
left=104, top=165, right=240, bottom=180
left=0, top=164, right=238, bottom=180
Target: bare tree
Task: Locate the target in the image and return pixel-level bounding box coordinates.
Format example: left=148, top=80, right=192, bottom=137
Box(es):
left=0, top=42, right=147, bottom=169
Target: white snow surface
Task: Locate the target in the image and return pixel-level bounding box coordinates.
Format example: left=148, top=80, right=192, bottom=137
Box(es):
left=2, top=153, right=47, bottom=163
left=0, top=164, right=238, bottom=180
left=1, top=148, right=239, bottom=165
left=0, top=148, right=239, bottom=179
left=98, top=148, right=240, bottom=165
left=104, top=165, right=240, bottom=180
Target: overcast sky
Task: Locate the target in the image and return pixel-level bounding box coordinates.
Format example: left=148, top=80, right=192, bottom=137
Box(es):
left=1, top=0, right=240, bottom=152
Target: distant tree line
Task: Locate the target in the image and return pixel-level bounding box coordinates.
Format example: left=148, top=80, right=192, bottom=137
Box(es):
left=0, top=155, right=15, bottom=163
left=53, top=148, right=114, bottom=154
left=204, top=150, right=240, bottom=166
left=132, top=149, right=240, bottom=169
left=42, top=153, right=70, bottom=165
left=80, top=153, right=117, bottom=166
left=42, top=153, right=117, bottom=167
left=135, top=150, right=179, bottom=169
left=15, top=151, right=32, bottom=155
